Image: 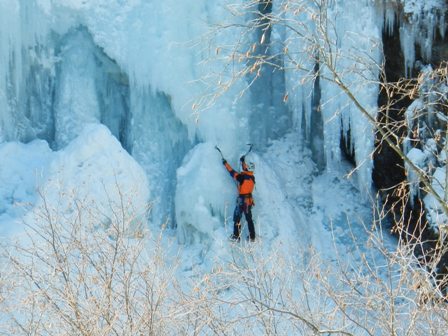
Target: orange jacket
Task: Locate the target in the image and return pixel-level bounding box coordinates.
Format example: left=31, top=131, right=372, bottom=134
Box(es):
left=224, top=162, right=255, bottom=195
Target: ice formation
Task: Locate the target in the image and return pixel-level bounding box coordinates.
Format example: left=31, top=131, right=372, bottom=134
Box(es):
left=403, top=64, right=448, bottom=231
left=0, top=0, right=446, bottom=240
left=2, top=2, right=448, bottom=334
left=0, top=124, right=149, bottom=236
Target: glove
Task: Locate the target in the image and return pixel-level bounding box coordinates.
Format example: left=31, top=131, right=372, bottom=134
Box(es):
left=240, top=155, right=245, bottom=162
left=222, top=158, right=227, bottom=164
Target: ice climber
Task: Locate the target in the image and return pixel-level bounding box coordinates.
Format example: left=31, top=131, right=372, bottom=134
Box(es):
left=222, top=155, right=256, bottom=242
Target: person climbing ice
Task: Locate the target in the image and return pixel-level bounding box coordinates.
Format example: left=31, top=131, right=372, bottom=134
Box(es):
left=218, top=147, right=256, bottom=242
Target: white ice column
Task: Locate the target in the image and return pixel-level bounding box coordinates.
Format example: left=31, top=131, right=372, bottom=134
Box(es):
left=54, top=28, right=101, bottom=148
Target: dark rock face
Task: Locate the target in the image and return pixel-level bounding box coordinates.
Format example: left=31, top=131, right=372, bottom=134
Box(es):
left=374, top=4, right=448, bottom=199
left=374, top=11, right=447, bottom=260
left=373, top=21, right=409, bottom=198
left=433, top=30, right=448, bottom=65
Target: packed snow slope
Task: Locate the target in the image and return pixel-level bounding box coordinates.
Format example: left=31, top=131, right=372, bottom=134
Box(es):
left=0, top=124, right=149, bottom=237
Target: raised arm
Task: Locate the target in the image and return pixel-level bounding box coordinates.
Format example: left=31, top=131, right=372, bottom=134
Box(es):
left=222, top=159, right=239, bottom=180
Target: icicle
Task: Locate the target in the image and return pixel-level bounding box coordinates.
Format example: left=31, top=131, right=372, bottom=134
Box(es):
left=397, top=0, right=447, bottom=77
left=0, top=1, right=22, bottom=140
left=406, top=147, right=426, bottom=206
left=385, top=6, right=396, bottom=36
left=0, top=0, right=54, bottom=141
left=439, top=13, right=446, bottom=39
left=399, top=25, right=416, bottom=78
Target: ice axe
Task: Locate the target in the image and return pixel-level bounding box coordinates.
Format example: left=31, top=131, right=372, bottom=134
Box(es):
left=215, top=145, right=225, bottom=160
left=239, top=144, right=254, bottom=163
left=215, top=144, right=253, bottom=161
left=243, top=144, right=253, bottom=157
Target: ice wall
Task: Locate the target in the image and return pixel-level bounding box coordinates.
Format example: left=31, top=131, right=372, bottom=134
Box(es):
left=377, top=0, right=447, bottom=77
left=0, top=0, right=250, bottom=143
left=248, top=1, right=292, bottom=148
left=0, top=1, right=51, bottom=141
left=1, top=0, right=446, bottom=240
left=320, top=0, right=382, bottom=194
left=54, top=28, right=101, bottom=147
left=399, top=0, right=446, bottom=77
left=272, top=0, right=446, bottom=195
left=129, top=87, right=190, bottom=226
left=53, top=27, right=131, bottom=149
left=273, top=0, right=382, bottom=194
left=0, top=0, right=255, bottom=229
left=175, top=143, right=235, bottom=245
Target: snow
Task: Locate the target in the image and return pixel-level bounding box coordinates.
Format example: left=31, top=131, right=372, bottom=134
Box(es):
left=401, top=64, right=448, bottom=231
left=406, top=147, right=427, bottom=204
left=175, top=143, right=234, bottom=245
left=0, top=124, right=379, bottom=290
left=0, top=124, right=149, bottom=237
left=424, top=165, right=448, bottom=232
left=0, top=123, right=400, bottom=333
left=0, top=139, right=52, bottom=235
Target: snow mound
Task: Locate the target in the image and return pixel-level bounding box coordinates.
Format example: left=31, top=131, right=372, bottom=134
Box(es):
left=424, top=166, right=448, bottom=232
left=1, top=124, right=150, bottom=237
left=40, top=124, right=149, bottom=230
left=175, top=143, right=234, bottom=245
left=0, top=139, right=52, bottom=232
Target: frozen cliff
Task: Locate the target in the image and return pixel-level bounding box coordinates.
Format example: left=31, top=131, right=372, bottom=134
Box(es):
left=0, top=0, right=446, bottom=245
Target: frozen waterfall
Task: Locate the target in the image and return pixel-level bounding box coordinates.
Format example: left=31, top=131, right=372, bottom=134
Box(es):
left=0, top=0, right=446, bottom=239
